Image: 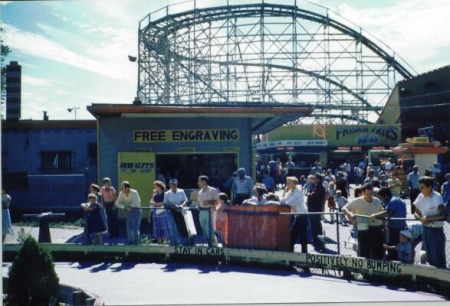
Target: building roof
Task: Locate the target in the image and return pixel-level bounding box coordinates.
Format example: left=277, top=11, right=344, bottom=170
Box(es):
left=1, top=120, right=96, bottom=129
left=87, top=103, right=314, bottom=134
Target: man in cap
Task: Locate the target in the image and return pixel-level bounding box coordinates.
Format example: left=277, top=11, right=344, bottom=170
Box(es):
left=231, top=168, right=253, bottom=205
left=163, top=178, right=190, bottom=246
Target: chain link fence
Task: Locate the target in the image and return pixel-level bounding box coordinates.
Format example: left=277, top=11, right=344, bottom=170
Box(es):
left=5, top=207, right=450, bottom=269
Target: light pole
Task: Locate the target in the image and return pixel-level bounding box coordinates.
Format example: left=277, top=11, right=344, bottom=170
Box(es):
left=67, top=107, right=80, bottom=120
left=128, top=55, right=142, bottom=105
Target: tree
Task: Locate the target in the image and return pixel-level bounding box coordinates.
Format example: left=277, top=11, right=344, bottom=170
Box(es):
left=7, top=236, right=60, bottom=306
left=1, top=27, right=12, bottom=118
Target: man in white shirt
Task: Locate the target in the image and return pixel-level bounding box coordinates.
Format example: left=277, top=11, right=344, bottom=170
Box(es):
left=115, top=181, right=142, bottom=245
left=413, top=176, right=447, bottom=268
left=342, top=183, right=384, bottom=259
left=197, top=175, right=219, bottom=246
left=280, top=176, right=308, bottom=253
left=164, top=179, right=189, bottom=246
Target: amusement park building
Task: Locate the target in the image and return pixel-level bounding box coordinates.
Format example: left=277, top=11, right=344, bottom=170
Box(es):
left=378, top=65, right=450, bottom=148
left=257, top=124, right=401, bottom=169
left=258, top=65, right=450, bottom=171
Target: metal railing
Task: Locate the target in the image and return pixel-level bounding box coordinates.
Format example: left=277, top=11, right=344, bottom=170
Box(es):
left=6, top=207, right=450, bottom=270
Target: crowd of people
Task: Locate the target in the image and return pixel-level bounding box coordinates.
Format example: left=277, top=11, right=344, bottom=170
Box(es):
left=65, top=157, right=440, bottom=269
left=3, top=157, right=449, bottom=271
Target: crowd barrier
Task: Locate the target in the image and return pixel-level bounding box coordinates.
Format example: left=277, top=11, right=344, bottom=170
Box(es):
left=6, top=206, right=450, bottom=261
left=3, top=206, right=450, bottom=296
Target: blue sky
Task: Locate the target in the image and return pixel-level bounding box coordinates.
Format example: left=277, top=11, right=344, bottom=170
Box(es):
left=1, top=0, right=449, bottom=120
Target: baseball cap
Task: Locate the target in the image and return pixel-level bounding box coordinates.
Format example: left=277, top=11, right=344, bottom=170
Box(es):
left=400, top=230, right=412, bottom=239
left=237, top=168, right=246, bottom=175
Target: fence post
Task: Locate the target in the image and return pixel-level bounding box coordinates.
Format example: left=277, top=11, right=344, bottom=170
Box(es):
left=335, top=210, right=340, bottom=255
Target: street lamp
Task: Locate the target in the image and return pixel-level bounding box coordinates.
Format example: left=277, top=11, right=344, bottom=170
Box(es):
left=128, top=55, right=141, bottom=105
left=67, top=107, right=80, bottom=120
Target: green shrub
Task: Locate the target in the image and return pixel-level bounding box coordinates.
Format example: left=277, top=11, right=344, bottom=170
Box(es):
left=7, top=236, right=60, bottom=306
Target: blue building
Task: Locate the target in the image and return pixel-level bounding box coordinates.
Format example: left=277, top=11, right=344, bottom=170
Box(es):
left=1, top=120, right=97, bottom=219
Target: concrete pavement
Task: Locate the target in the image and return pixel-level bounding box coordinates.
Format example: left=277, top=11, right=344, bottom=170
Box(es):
left=2, top=262, right=448, bottom=305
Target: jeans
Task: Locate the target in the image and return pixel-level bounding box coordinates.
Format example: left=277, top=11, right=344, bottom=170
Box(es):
left=199, top=209, right=214, bottom=246
left=125, top=208, right=142, bottom=245
left=422, top=226, right=446, bottom=268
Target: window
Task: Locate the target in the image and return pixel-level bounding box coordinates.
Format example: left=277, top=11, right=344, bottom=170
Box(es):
left=40, top=151, right=73, bottom=171
left=156, top=153, right=238, bottom=189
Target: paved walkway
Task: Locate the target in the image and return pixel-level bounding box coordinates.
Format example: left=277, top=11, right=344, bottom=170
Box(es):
left=2, top=262, right=448, bottom=305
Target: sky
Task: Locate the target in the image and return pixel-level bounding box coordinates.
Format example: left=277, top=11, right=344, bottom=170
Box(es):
left=1, top=0, right=449, bottom=121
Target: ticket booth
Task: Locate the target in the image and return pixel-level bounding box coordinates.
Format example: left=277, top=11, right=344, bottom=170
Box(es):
left=88, top=104, right=313, bottom=213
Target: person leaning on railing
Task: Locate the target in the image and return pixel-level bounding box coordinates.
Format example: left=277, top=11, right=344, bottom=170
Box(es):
left=369, top=187, right=407, bottom=261
left=342, top=183, right=385, bottom=260
left=279, top=176, right=308, bottom=254
left=307, top=173, right=326, bottom=251
left=413, top=176, right=447, bottom=269
left=115, top=181, right=142, bottom=245
left=101, top=177, right=119, bottom=239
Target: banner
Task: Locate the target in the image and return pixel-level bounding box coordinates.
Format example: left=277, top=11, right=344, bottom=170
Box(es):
left=118, top=152, right=156, bottom=218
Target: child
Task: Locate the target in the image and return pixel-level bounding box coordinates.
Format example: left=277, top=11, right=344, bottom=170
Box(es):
left=335, top=190, right=348, bottom=225
left=383, top=229, right=413, bottom=264
left=327, top=182, right=336, bottom=222
left=81, top=194, right=107, bottom=245
left=215, top=193, right=229, bottom=247
left=100, top=177, right=119, bottom=239
left=303, top=175, right=315, bottom=194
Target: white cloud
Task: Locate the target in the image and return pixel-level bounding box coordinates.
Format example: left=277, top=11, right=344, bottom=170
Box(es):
left=22, top=75, right=54, bottom=87
left=2, top=24, right=127, bottom=80
left=332, top=0, right=450, bottom=73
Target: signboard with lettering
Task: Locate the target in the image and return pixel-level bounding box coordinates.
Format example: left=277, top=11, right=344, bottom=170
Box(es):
left=134, top=129, right=239, bottom=143
left=257, top=139, right=328, bottom=150
left=118, top=152, right=155, bottom=218
left=305, top=254, right=403, bottom=274
left=266, top=125, right=401, bottom=147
